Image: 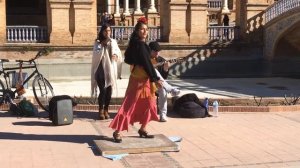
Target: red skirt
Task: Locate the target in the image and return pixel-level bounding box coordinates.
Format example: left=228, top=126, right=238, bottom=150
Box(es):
left=109, top=66, right=159, bottom=131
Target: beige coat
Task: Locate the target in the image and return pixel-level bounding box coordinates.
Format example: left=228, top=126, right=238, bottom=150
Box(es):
left=91, top=39, right=122, bottom=97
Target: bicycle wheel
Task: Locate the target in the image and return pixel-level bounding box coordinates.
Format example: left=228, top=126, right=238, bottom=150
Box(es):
left=32, top=75, right=54, bottom=111
left=0, top=79, right=5, bottom=104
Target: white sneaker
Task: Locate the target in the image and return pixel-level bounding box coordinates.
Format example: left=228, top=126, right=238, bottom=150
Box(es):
left=170, top=88, right=180, bottom=97
left=160, top=115, right=168, bottom=122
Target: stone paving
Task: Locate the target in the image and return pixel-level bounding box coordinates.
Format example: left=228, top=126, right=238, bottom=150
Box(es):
left=1, top=111, right=300, bottom=168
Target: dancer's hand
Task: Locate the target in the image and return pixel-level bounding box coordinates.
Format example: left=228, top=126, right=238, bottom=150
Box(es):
left=156, top=80, right=163, bottom=88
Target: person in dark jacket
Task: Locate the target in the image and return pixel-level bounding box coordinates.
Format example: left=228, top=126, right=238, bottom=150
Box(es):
left=109, top=17, right=163, bottom=143
left=223, top=14, right=230, bottom=39
left=149, top=41, right=180, bottom=122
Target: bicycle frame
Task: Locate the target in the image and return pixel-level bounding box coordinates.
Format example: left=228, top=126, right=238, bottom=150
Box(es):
left=2, top=61, right=42, bottom=96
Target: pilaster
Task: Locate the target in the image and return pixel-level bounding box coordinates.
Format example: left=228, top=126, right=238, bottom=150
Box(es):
left=235, top=0, right=247, bottom=40
left=168, top=0, right=208, bottom=44
left=189, top=1, right=208, bottom=44
left=72, top=0, right=96, bottom=45
left=49, top=0, right=72, bottom=45
left=168, top=1, right=189, bottom=43
left=0, top=0, right=6, bottom=44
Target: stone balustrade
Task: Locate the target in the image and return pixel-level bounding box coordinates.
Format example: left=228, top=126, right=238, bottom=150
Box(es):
left=265, top=0, right=300, bottom=23
left=208, top=0, right=222, bottom=9
left=6, top=26, right=48, bottom=43
left=207, top=26, right=239, bottom=41
left=97, top=26, right=161, bottom=42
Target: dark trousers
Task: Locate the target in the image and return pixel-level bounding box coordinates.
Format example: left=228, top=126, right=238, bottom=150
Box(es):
left=95, top=62, right=112, bottom=110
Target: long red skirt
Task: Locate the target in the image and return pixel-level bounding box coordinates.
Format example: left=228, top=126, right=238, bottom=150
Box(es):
left=109, top=66, right=159, bottom=131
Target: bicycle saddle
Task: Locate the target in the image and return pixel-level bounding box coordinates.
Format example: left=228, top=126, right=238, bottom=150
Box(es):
left=0, top=59, right=9, bottom=63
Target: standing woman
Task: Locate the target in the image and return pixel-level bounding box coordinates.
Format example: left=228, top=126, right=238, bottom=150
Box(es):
left=109, top=17, right=163, bottom=143
left=91, top=23, right=122, bottom=120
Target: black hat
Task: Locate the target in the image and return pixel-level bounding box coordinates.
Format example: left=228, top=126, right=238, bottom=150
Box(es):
left=149, top=41, right=161, bottom=52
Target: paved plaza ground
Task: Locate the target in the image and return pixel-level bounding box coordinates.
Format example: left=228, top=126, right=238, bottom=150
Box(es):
left=1, top=111, right=300, bottom=168
left=1, top=77, right=300, bottom=168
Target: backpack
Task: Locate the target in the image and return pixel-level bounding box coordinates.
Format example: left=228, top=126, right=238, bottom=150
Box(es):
left=173, top=93, right=207, bottom=118
left=18, top=99, right=38, bottom=117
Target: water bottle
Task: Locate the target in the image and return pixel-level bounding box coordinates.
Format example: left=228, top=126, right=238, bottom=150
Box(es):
left=203, top=98, right=209, bottom=111
left=212, top=100, right=219, bottom=117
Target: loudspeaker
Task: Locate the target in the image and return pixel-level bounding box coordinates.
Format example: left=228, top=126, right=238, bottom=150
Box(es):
left=49, top=95, right=73, bottom=126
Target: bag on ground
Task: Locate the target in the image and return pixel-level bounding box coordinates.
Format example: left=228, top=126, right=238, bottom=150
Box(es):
left=9, top=103, right=23, bottom=116
left=173, top=93, right=206, bottom=118
left=18, top=99, right=38, bottom=117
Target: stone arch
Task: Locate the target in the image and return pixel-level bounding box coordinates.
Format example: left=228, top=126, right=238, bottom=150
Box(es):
left=273, top=22, right=300, bottom=58
left=264, top=7, right=300, bottom=60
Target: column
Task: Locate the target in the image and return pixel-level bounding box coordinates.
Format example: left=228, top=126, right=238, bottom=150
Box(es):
left=0, top=0, right=6, bottom=44
left=115, top=0, right=120, bottom=16
left=49, top=0, right=72, bottom=45
left=106, top=0, right=111, bottom=14
left=221, top=0, right=230, bottom=14
left=72, top=0, right=96, bottom=45
left=134, top=0, right=142, bottom=14
left=132, top=0, right=144, bottom=25
left=160, top=0, right=169, bottom=41
left=146, top=0, right=159, bottom=26
left=123, top=0, right=130, bottom=15
left=147, top=0, right=157, bottom=13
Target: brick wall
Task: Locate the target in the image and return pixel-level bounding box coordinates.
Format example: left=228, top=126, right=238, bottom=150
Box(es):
left=0, top=0, right=6, bottom=44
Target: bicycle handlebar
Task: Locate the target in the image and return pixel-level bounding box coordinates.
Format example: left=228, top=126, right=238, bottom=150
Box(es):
left=15, top=48, right=49, bottom=64
left=15, top=59, right=31, bottom=63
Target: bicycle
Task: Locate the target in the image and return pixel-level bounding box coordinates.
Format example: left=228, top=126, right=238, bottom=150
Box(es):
left=0, top=49, right=54, bottom=111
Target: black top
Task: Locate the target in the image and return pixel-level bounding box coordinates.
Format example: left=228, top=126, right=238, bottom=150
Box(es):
left=223, top=15, right=229, bottom=26
left=154, top=56, right=169, bottom=79
left=125, top=41, right=160, bottom=82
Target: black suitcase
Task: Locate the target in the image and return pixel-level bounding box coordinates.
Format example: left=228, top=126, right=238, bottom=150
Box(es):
left=49, top=95, right=74, bottom=126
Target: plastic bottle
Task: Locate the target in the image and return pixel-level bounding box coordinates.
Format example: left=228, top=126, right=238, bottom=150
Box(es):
left=212, top=100, right=219, bottom=117
left=203, top=98, right=209, bottom=111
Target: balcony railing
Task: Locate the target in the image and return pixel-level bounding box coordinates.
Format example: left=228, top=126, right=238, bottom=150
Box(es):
left=97, top=26, right=162, bottom=41
left=207, top=26, right=240, bottom=41
left=6, top=26, right=48, bottom=43
left=265, top=0, right=300, bottom=23
left=208, top=0, right=222, bottom=9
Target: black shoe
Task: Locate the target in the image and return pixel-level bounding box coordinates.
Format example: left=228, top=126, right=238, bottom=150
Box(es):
left=138, top=129, right=154, bottom=138
left=206, top=114, right=213, bottom=117
left=113, top=131, right=122, bottom=143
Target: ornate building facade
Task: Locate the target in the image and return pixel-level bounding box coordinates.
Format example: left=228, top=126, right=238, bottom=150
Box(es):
left=2, top=0, right=300, bottom=60
left=0, top=0, right=277, bottom=46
